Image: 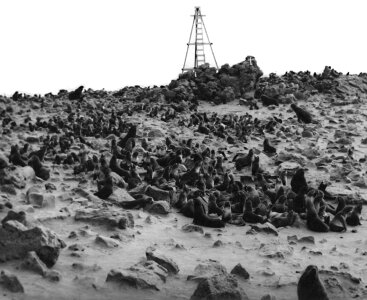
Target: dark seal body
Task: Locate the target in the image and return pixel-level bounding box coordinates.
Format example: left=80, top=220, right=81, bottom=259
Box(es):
left=193, top=198, right=225, bottom=228
left=306, top=198, right=329, bottom=232
left=291, top=103, right=312, bottom=124
left=298, top=265, right=329, bottom=300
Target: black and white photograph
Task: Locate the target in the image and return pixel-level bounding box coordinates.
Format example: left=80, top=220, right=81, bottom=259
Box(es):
left=0, top=1, right=367, bottom=299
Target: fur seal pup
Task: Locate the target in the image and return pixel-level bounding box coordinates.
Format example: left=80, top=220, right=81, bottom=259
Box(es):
left=193, top=198, right=225, bottom=228
left=118, top=124, right=137, bottom=149
left=263, top=138, right=276, bottom=154
left=174, top=185, right=188, bottom=210
left=28, top=155, right=50, bottom=180
left=297, top=265, right=329, bottom=300
left=9, top=145, right=27, bottom=167
left=242, top=200, right=267, bottom=224
left=208, top=193, right=223, bottom=216
left=291, top=103, right=312, bottom=124
left=94, top=167, right=113, bottom=200
left=293, top=186, right=307, bottom=214
left=270, top=210, right=296, bottom=228
left=346, top=204, right=362, bottom=226
left=330, top=206, right=353, bottom=232
left=68, top=86, right=84, bottom=100
left=234, top=149, right=253, bottom=171
left=109, top=155, right=130, bottom=180
left=291, top=169, right=308, bottom=194
left=221, top=201, right=232, bottom=222
left=272, top=195, right=287, bottom=213
left=251, top=156, right=262, bottom=176
left=305, top=196, right=329, bottom=232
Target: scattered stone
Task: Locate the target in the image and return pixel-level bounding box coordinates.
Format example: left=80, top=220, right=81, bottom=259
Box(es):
left=259, top=243, right=293, bottom=259
left=0, top=270, right=24, bottom=293
left=72, top=263, right=102, bottom=272
left=190, top=274, right=249, bottom=300
left=21, top=251, right=47, bottom=276
left=147, top=200, right=170, bottom=215
left=95, top=235, right=120, bottom=248
left=261, top=295, right=277, bottom=300
left=1, top=184, right=17, bottom=195
left=44, top=270, right=62, bottom=282
left=213, top=240, right=224, bottom=248
left=230, top=263, right=250, bottom=280
left=145, top=185, right=171, bottom=202
left=106, top=260, right=168, bottom=291
left=45, top=183, right=57, bottom=191
left=0, top=220, right=65, bottom=267
left=75, top=208, right=134, bottom=229
left=182, top=224, right=204, bottom=234
left=247, top=223, right=278, bottom=236
left=26, top=187, right=56, bottom=208
left=187, top=260, right=227, bottom=281
left=146, top=247, right=179, bottom=275
left=0, top=153, right=9, bottom=169
left=298, top=236, right=315, bottom=244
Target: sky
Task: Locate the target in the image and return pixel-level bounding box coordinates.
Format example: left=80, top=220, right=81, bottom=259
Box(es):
left=0, top=0, right=366, bottom=95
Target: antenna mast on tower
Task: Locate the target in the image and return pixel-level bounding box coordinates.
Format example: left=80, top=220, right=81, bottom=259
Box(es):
left=182, top=7, right=219, bottom=73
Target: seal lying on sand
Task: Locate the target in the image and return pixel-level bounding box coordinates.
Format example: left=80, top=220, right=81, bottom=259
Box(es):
left=193, top=198, right=225, bottom=228
left=298, top=265, right=329, bottom=300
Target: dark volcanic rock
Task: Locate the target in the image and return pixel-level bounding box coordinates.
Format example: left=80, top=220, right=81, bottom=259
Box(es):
left=0, top=270, right=25, bottom=293
left=106, top=260, right=168, bottom=291
left=190, top=274, right=250, bottom=300
left=230, top=263, right=250, bottom=280
left=75, top=208, right=134, bottom=229
left=147, top=200, right=170, bottom=215
left=0, top=220, right=65, bottom=267
left=146, top=247, right=179, bottom=275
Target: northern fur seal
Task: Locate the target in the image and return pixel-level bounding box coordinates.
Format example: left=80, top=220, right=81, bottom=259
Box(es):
left=68, top=86, right=84, bottom=101
left=306, top=196, right=329, bottom=232
left=28, top=155, right=50, bottom=180
left=234, top=149, right=253, bottom=171
left=329, top=206, right=353, bottom=232
left=263, top=138, right=276, bottom=154
left=242, top=200, right=267, bottom=224
left=346, top=203, right=362, bottom=226
left=94, top=167, right=113, bottom=200
left=297, top=265, right=329, bottom=300
left=221, top=201, right=232, bottom=222
left=193, top=198, right=225, bottom=228
left=291, top=169, right=308, bottom=194
left=291, top=103, right=312, bottom=124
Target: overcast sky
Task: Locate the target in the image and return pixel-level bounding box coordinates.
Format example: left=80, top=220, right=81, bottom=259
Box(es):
left=1, top=0, right=366, bottom=95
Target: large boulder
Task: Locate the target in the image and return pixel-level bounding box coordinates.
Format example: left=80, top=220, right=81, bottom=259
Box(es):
left=106, top=260, right=168, bottom=291
left=0, top=220, right=65, bottom=267
left=146, top=247, right=179, bottom=275
left=146, top=201, right=170, bottom=215
left=190, top=274, right=250, bottom=300
left=75, top=208, right=134, bottom=229
left=188, top=261, right=228, bottom=281
left=145, top=185, right=171, bottom=202
left=0, top=270, right=24, bottom=293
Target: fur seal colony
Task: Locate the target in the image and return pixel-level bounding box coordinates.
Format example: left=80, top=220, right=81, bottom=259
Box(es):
left=0, top=59, right=367, bottom=299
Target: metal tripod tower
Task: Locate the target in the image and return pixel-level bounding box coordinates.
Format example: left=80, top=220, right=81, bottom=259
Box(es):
left=182, top=7, right=219, bottom=73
